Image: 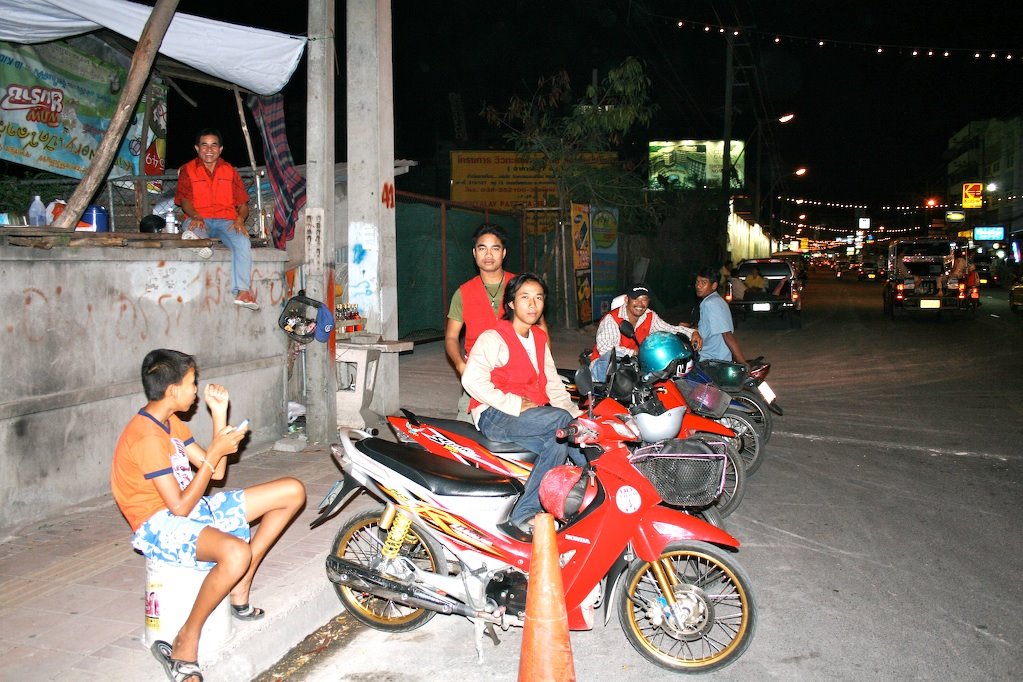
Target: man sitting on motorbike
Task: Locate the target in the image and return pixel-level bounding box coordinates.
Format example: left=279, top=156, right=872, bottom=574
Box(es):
left=462, top=273, right=584, bottom=538
left=589, top=283, right=701, bottom=382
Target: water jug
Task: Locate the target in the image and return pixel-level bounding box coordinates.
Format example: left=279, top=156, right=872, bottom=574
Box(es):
left=28, top=196, right=46, bottom=226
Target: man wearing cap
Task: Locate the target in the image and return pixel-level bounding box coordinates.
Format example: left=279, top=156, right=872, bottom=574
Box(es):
left=445, top=223, right=547, bottom=422
left=589, top=284, right=701, bottom=382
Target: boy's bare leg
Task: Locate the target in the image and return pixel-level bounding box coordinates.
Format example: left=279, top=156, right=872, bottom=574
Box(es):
left=230, top=477, right=305, bottom=606
left=172, top=527, right=252, bottom=664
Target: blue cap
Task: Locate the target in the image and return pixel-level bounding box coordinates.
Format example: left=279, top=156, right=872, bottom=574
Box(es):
left=314, top=304, right=335, bottom=342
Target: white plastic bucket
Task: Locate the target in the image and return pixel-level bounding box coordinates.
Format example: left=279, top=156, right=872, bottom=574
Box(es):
left=144, top=559, right=233, bottom=662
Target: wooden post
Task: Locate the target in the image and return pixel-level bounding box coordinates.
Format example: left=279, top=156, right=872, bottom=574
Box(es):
left=233, top=86, right=265, bottom=239
left=53, top=0, right=180, bottom=230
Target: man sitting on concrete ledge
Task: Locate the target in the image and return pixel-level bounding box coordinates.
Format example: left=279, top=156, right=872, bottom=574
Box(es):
left=176, top=128, right=260, bottom=311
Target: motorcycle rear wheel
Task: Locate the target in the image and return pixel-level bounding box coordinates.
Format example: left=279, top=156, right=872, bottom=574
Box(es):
left=330, top=508, right=447, bottom=632
left=717, top=412, right=765, bottom=476
left=727, top=389, right=773, bottom=443
left=618, top=541, right=757, bottom=673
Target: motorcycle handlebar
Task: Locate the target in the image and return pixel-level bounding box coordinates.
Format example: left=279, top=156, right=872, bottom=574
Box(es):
left=557, top=421, right=598, bottom=443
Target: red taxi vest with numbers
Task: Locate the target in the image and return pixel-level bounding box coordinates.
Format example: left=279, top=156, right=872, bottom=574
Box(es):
left=182, top=158, right=239, bottom=219
left=469, top=321, right=549, bottom=413
left=460, top=272, right=515, bottom=357
left=589, top=307, right=654, bottom=361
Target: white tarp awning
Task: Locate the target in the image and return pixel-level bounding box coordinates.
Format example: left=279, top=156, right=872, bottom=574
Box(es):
left=0, top=0, right=306, bottom=95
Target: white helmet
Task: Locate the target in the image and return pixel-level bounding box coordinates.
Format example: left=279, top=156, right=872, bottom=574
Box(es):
left=633, top=405, right=685, bottom=442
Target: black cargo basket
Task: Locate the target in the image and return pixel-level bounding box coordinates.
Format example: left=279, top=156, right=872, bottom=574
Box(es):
left=278, top=294, right=326, bottom=343
left=630, top=438, right=727, bottom=507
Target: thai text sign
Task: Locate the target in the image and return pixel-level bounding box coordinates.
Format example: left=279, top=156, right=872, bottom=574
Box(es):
left=0, top=40, right=155, bottom=179
left=450, top=150, right=617, bottom=211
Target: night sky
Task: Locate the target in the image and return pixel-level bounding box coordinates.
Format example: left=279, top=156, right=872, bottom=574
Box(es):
left=162, top=1, right=1023, bottom=221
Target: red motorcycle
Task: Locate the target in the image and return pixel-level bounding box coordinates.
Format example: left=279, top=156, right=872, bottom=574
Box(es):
left=390, top=331, right=752, bottom=517
left=313, top=410, right=758, bottom=673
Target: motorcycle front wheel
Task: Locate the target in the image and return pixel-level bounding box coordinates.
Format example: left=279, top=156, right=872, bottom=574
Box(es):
left=617, top=541, right=757, bottom=674
left=688, top=439, right=746, bottom=518
left=330, top=508, right=447, bottom=632
left=718, top=411, right=765, bottom=476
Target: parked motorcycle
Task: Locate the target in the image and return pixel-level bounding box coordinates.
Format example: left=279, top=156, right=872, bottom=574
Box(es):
left=389, top=352, right=746, bottom=519
left=313, top=415, right=757, bottom=673
left=584, top=325, right=764, bottom=478
left=685, top=352, right=780, bottom=443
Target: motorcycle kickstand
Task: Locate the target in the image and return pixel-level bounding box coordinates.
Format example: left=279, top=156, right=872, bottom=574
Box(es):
left=473, top=618, right=501, bottom=663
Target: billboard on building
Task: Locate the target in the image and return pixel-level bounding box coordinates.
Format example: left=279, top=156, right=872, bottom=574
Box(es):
left=0, top=40, right=165, bottom=180
left=648, top=139, right=745, bottom=190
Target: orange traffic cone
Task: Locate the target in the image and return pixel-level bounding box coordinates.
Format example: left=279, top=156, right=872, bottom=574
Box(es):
left=518, top=512, right=575, bottom=681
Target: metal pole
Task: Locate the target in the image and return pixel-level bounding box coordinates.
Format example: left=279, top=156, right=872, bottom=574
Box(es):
left=722, top=32, right=734, bottom=238
left=304, top=0, right=337, bottom=442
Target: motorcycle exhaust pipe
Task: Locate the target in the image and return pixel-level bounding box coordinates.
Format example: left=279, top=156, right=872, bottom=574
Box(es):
left=326, top=555, right=488, bottom=620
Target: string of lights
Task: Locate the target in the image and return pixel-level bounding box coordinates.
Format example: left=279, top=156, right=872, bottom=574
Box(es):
left=779, top=218, right=929, bottom=235
left=773, top=195, right=1023, bottom=211
left=671, top=17, right=1020, bottom=63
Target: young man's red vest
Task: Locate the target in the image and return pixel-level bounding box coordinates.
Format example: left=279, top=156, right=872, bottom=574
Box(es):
left=589, top=308, right=654, bottom=360
left=460, top=271, right=515, bottom=357
left=469, top=320, right=549, bottom=413
left=182, top=159, right=238, bottom=219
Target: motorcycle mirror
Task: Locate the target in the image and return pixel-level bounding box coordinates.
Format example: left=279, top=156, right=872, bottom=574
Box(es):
left=619, top=320, right=636, bottom=339
left=574, top=365, right=595, bottom=419
left=574, top=365, right=594, bottom=396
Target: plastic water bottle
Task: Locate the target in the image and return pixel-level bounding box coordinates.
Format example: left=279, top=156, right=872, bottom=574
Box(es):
left=28, top=195, right=46, bottom=226
left=164, top=211, right=178, bottom=234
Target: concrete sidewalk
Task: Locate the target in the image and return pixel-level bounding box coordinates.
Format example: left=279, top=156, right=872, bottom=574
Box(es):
left=0, top=328, right=598, bottom=681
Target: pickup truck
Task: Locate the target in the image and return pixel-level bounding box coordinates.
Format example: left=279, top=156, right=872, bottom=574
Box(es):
left=882, top=238, right=977, bottom=317
left=726, top=258, right=802, bottom=327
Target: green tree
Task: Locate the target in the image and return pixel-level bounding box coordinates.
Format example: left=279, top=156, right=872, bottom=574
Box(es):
left=483, top=56, right=658, bottom=232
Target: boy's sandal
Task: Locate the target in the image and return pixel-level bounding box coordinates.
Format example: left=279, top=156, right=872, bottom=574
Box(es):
left=151, top=640, right=204, bottom=682
left=231, top=602, right=266, bottom=620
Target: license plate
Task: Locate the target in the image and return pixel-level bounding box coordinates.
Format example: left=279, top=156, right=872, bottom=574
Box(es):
left=752, top=302, right=771, bottom=312
left=980, top=278, right=988, bottom=284
left=757, top=381, right=777, bottom=403
left=867, top=273, right=876, bottom=279
left=920, top=299, right=941, bottom=309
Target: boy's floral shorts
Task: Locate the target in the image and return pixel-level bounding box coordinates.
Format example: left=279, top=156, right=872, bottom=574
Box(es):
left=133, top=489, right=250, bottom=569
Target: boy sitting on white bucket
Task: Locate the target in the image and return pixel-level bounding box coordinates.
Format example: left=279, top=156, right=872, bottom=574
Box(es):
left=111, top=349, right=305, bottom=682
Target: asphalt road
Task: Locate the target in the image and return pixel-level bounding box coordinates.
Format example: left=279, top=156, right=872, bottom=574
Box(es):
left=275, top=272, right=1022, bottom=681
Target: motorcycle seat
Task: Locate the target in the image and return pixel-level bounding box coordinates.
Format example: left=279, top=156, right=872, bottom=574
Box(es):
left=414, top=414, right=538, bottom=461
left=355, top=437, right=525, bottom=497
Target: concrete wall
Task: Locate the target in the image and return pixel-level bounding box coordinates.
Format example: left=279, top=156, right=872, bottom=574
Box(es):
left=0, top=243, right=290, bottom=533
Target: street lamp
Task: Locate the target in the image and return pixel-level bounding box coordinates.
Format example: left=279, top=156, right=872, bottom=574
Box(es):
left=753, top=113, right=796, bottom=226
left=765, top=166, right=809, bottom=250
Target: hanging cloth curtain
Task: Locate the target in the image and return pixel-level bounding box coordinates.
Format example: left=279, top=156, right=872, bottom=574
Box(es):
left=248, top=93, right=306, bottom=249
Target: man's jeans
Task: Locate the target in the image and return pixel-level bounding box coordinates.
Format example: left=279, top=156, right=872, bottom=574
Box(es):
left=589, top=350, right=613, bottom=383
left=183, top=218, right=252, bottom=294
left=477, top=405, right=583, bottom=526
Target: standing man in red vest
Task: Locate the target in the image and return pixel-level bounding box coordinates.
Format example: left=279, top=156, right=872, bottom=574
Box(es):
left=462, top=273, right=582, bottom=538
left=589, top=284, right=701, bottom=381
left=445, top=223, right=547, bottom=421
left=176, top=128, right=259, bottom=310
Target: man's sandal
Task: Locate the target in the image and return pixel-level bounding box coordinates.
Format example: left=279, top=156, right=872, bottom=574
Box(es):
left=231, top=603, right=266, bottom=620
left=151, top=640, right=203, bottom=682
